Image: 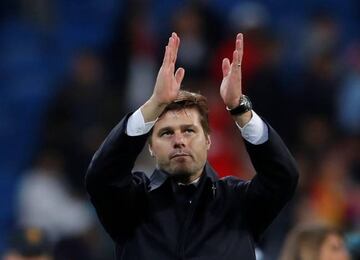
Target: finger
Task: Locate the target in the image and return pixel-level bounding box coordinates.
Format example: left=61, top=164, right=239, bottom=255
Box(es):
left=169, top=33, right=176, bottom=63
left=175, top=67, right=185, bottom=85
left=172, top=32, right=180, bottom=63
left=168, top=36, right=175, bottom=65
left=162, top=36, right=171, bottom=66
left=171, top=32, right=178, bottom=48
left=222, top=58, right=231, bottom=77
left=236, top=33, right=243, bottom=45
left=169, top=63, right=175, bottom=74
left=163, top=36, right=174, bottom=66
left=236, top=33, right=243, bottom=64
left=230, top=50, right=240, bottom=70
left=170, top=33, right=179, bottom=64
left=162, top=45, right=168, bottom=66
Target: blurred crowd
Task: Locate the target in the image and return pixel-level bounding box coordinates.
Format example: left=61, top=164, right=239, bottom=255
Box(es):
left=1, top=0, right=359, bottom=259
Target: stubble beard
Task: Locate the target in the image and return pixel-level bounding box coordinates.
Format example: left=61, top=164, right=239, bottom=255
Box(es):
left=158, top=158, right=204, bottom=183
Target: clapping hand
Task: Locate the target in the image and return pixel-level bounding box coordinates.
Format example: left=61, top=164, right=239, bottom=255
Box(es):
left=141, top=33, right=185, bottom=122
left=151, top=32, right=185, bottom=106
left=220, top=33, right=244, bottom=109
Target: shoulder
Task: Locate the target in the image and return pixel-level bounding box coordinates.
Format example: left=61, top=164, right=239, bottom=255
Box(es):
left=218, top=176, right=250, bottom=190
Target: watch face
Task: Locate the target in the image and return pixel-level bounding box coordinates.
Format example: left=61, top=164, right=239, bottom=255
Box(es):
left=229, top=95, right=252, bottom=116
left=239, top=96, right=250, bottom=107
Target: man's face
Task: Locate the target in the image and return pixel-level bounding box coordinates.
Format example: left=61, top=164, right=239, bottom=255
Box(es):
left=149, top=108, right=211, bottom=181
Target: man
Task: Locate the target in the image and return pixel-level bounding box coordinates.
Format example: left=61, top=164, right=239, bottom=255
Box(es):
left=85, top=32, right=299, bottom=259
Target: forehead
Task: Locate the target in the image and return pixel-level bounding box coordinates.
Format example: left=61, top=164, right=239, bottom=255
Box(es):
left=154, top=108, right=202, bottom=130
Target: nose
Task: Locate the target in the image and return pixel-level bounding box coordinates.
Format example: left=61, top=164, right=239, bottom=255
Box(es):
left=173, top=132, right=185, bottom=148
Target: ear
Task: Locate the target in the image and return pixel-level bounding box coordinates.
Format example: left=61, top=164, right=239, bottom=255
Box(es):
left=148, top=144, right=155, bottom=157
left=206, top=135, right=211, bottom=150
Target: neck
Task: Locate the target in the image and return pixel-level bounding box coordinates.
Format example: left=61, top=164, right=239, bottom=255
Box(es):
left=171, top=170, right=203, bottom=184
left=178, top=175, right=201, bottom=186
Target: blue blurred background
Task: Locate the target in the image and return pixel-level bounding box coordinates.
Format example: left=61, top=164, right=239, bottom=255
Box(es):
left=1, top=0, right=359, bottom=259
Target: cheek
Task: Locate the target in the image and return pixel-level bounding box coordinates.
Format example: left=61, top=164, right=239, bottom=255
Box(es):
left=192, top=139, right=209, bottom=158
left=150, top=141, right=169, bottom=157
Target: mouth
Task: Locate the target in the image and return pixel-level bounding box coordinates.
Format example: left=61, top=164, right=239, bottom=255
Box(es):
left=170, top=152, right=191, bottom=160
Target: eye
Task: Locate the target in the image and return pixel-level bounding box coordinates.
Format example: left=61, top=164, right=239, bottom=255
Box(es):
left=160, top=130, right=172, bottom=137
left=185, top=128, right=195, bottom=133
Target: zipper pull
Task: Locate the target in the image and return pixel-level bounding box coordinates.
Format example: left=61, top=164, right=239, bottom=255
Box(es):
left=212, top=184, right=216, bottom=198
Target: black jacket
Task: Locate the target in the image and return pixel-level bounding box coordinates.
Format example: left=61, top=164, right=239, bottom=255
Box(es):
left=85, top=114, right=299, bottom=260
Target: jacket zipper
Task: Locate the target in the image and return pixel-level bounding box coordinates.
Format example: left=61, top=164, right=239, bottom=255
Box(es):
left=176, top=183, right=216, bottom=259
left=176, top=198, right=196, bottom=260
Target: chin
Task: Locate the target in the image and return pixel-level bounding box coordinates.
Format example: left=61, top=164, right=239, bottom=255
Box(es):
left=169, top=170, right=194, bottom=183
left=160, top=163, right=203, bottom=183
left=170, top=166, right=192, bottom=177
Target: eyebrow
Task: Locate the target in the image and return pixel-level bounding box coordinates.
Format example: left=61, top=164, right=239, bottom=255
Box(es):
left=157, top=124, right=197, bottom=133
left=157, top=126, right=173, bottom=134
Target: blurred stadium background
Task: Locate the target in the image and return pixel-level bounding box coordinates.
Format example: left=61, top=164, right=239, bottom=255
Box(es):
left=0, top=0, right=359, bottom=259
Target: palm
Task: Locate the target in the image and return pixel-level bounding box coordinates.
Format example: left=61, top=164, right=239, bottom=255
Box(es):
left=152, top=33, right=185, bottom=105
left=220, top=33, right=244, bottom=109
left=154, top=64, right=182, bottom=104
left=220, top=66, right=242, bottom=108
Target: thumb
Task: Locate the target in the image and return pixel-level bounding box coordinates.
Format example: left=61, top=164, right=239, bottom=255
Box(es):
left=175, top=67, right=185, bottom=85
left=222, top=58, right=231, bottom=78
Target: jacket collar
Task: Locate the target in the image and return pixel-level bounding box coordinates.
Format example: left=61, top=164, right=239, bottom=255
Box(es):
left=148, top=162, right=219, bottom=192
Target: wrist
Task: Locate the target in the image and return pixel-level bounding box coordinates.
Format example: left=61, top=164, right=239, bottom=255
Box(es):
left=149, top=95, right=169, bottom=108
left=141, top=97, right=168, bottom=123
left=226, top=95, right=252, bottom=116
left=226, top=99, right=242, bottom=110
left=233, top=110, right=252, bottom=128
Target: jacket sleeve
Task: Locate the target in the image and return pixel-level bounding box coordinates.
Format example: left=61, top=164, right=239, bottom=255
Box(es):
left=85, top=113, right=150, bottom=241
left=236, top=123, right=299, bottom=240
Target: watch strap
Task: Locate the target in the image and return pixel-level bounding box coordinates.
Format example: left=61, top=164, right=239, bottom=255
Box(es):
left=226, top=95, right=252, bottom=116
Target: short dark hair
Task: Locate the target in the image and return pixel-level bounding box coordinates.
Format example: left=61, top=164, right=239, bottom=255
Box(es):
left=153, top=90, right=210, bottom=135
